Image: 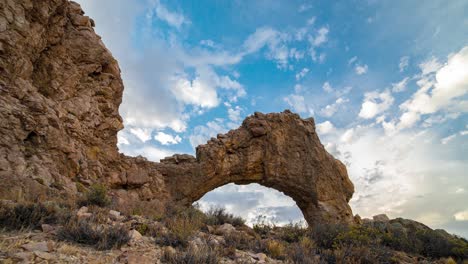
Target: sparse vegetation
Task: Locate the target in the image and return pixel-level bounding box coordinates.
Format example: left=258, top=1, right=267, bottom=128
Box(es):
left=0, top=201, right=69, bottom=231
left=57, top=216, right=130, bottom=250
left=78, top=184, right=110, bottom=207
left=162, top=244, right=218, bottom=264
left=156, top=205, right=206, bottom=248
left=204, top=207, right=245, bottom=227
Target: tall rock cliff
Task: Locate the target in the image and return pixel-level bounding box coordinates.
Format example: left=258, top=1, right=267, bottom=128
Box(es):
left=0, top=0, right=354, bottom=225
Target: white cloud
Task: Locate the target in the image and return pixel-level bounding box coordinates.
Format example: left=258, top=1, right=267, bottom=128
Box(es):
left=189, top=119, right=229, bottom=148
left=295, top=68, right=309, bottom=81
left=441, top=134, right=456, bottom=145
left=154, top=132, right=182, bottom=145
left=151, top=0, right=188, bottom=29
left=227, top=105, right=243, bottom=123
left=310, top=26, right=329, bottom=47
left=340, top=128, right=355, bottom=144
left=348, top=56, right=358, bottom=65
left=399, top=56, right=409, bottom=72
left=392, top=77, right=410, bottom=93
left=322, top=81, right=333, bottom=93
left=419, top=56, right=443, bottom=76
left=171, top=67, right=245, bottom=108
left=129, top=128, right=152, bottom=142
left=306, top=17, right=316, bottom=26
left=320, top=97, right=348, bottom=117
left=358, top=90, right=394, bottom=119
left=117, top=134, right=130, bottom=146
left=284, top=94, right=313, bottom=116
left=316, top=121, right=335, bottom=135
left=128, top=146, right=176, bottom=162
left=398, top=46, right=468, bottom=129
left=355, top=64, right=368, bottom=75
left=454, top=210, right=468, bottom=221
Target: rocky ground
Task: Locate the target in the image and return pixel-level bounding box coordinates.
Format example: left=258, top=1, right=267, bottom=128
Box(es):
left=0, top=196, right=466, bottom=263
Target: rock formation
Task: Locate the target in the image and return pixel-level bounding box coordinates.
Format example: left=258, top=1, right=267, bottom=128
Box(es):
left=0, top=0, right=354, bottom=225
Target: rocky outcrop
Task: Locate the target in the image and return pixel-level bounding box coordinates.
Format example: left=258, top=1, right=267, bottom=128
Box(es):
left=0, top=0, right=354, bottom=225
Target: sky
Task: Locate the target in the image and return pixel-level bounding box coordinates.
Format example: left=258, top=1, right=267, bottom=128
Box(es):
left=75, top=0, right=468, bottom=238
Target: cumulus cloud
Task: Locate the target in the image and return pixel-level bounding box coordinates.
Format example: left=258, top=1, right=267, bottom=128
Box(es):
left=358, top=90, right=394, bottom=119
left=398, top=46, right=468, bottom=129
left=154, top=132, right=182, bottom=145
left=189, top=118, right=229, bottom=148
left=284, top=94, right=313, bottom=116
left=454, top=210, right=468, bottom=221
left=320, top=97, right=349, bottom=117
left=129, top=128, right=152, bottom=142
left=316, top=121, right=335, bottom=135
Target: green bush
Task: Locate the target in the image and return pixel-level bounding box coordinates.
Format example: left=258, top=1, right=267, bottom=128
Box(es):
left=78, top=184, right=110, bottom=207
left=277, top=222, right=308, bottom=243
left=310, top=223, right=349, bottom=249
left=57, top=216, right=130, bottom=250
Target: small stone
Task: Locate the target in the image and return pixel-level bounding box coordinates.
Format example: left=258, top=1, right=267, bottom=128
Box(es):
left=34, top=251, right=54, bottom=260
left=13, top=252, right=34, bottom=261
left=128, top=229, right=142, bottom=244
left=216, top=223, right=236, bottom=234
left=109, top=210, right=123, bottom=221
left=77, top=206, right=92, bottom=218
left=21, top=241, right=52, bottom=252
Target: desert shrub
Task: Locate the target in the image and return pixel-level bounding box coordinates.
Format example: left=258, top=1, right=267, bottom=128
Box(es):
left=157, top=206, right=206, bottom=248
left=78, top=184, right=110, bottom=207
left=266, top=240, right=287, bottom=260
left=162, top=245, right=218, bottom=264
left=277, top=221, right=308, bottom=243
left=333, top=225, right=380, bottom=248
left=204, top=207, right=245, bottom=227
left=224, top=231, right=255, bottom=251
left=288, top=237, right=318, bottom=264
left=310, top=223, right=349, bottom=249
left=57, top=216, right=130, bottom=250
left=253, top=215, right=274, bottom=238
left=0, top=202, right=69, bottom=230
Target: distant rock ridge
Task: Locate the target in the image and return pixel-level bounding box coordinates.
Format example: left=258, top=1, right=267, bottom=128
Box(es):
left=0, top=0, right=354, bottom=225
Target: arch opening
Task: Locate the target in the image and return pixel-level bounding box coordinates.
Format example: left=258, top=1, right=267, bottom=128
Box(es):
left=193, top=183, right=306, bottom=227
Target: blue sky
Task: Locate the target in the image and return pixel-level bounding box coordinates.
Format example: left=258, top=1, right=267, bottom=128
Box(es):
left=76, top=0, right=468, bottom=237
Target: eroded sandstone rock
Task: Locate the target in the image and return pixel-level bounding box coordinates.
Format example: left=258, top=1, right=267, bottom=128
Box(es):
left=0, top=0, right=354, bottom=225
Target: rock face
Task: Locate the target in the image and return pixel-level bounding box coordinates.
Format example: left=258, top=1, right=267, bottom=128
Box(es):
left=0, top=0, right=354, bottom=225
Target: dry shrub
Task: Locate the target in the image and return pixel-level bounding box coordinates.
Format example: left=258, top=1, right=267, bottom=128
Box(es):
left=162, top=245, right=218, bottom=264
left=266, top=240, right=287, bottom=260
left=0, top=201, right=69, bottom=231
left=204, top=207, right=245, bottom=227
left=78, top=184, right=110, bottom=207
left=156, top=206, right=205, bottom=248
left=57, top=216, right=130, bottom=250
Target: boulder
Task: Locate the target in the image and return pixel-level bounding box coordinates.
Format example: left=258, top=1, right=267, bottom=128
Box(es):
left=373, top=214, right=390, bottom=222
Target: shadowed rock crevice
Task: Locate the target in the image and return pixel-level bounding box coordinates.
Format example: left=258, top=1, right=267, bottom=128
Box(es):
left=0, top=0, right=354, bottom=226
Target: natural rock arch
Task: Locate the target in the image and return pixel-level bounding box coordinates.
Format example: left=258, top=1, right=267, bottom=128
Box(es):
left=157, top=111, right=355, bottom=225
left=0, top=0, right=354, bottom=226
